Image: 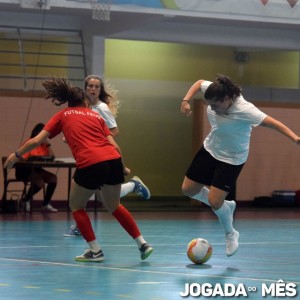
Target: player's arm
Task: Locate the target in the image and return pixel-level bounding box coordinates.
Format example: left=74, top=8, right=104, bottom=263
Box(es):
left=106, top=134, right=130, bottom=175
left=109, top=127, right=119, bottom=137
left=260, top=115, right=300, bottom=144
left=181, top=79, right=205, bottom=117
left=95, top=105, right=119, bottom=137
left=4, top=130, right=50, bottom=170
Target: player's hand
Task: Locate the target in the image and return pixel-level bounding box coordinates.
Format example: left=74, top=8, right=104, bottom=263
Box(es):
left=181, top=101, right=192, bottom=117
left=124, top=167, right=131, bottom=176
left=295, top=136, right=300, bottom=145
left=4, top=153, right=18, bottom=171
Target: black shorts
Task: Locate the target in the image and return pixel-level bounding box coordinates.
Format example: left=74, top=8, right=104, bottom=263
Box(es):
left=186, top=146, right=244, bottom=192
left=73, top=158, right=125, bottom=190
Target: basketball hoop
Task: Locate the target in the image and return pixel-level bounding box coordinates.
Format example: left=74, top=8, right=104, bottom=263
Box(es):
left=89, top=0, right=112, bottom=21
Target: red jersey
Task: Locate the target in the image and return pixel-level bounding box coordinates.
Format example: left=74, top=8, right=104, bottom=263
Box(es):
left=44, top=107, right=121, bottom=168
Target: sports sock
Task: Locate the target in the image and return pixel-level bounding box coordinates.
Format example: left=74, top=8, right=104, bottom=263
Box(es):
left=135, top=235, right=147, bottom=248
left=213, top=202, right=234, bottom=234
left=191, top=187, right=233, bottom=208
left=72, top=209, right=96, bottom=242
left=191, top=186, right=210, bottom=206
left=120, top=182, right=135, bottom=198
left=112, top=205, right=141, bottom=238
left=88, top=240, right=101, bottom=253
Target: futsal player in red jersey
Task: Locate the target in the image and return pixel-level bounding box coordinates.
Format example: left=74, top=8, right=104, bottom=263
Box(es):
left=4, top=77, right=153, bottom=262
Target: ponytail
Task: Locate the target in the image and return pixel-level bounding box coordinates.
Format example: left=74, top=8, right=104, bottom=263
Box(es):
left=204, top=74, right=241, bottom=102
left=42, top=77, right=84, bottom=107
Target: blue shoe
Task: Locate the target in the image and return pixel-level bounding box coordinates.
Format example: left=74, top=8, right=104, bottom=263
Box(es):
left=64, top=225, right=81, bottom=237
left=130, top=176, right=151, bottom=199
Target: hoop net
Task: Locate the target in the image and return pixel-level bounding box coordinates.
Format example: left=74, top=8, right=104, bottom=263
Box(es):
left=89, top=0, right=112, bottom=21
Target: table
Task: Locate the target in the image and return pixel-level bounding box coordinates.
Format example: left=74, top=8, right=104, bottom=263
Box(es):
left=15, top=158, right=76, bottom=213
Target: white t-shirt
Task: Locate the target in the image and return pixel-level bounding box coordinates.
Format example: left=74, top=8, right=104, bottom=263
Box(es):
left=91, top=101, right=117, bottom=129
left=201, top=81, right=267, bottom=165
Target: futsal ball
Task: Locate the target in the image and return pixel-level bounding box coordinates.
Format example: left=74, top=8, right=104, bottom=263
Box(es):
left=187, top=238, right=212, bottom=264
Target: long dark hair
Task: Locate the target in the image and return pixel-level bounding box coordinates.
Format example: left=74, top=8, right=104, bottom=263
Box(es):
left=204, top=74, right=241, bottom=102
left=30, top=123, right=44, bottom=138
left=42, top=77, right=85, bottom=107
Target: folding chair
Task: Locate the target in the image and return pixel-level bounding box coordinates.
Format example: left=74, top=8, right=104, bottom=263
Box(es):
left=1, top=156, right=28, bottom=211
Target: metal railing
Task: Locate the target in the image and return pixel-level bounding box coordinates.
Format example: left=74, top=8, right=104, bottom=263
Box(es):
left=0, top=25, right=87, bottom=92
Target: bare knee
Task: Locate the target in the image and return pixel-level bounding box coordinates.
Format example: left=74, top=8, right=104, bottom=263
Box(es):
left=69, top=201, right=85, bottom=212
left=69, top=200, right=79, bottom=211
left=182, top=178, right=203, bottom=198
left=182, top=184, right=195, bottom=197
left=207, top=187, right=228, bottom=210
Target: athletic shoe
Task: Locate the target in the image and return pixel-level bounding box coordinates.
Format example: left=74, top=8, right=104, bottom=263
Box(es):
left=63, top=225, right=81, bottom=237
left=139, top=243, right=153, bottom=260
left=42, top=204, right=58, bottom=212
left=130, top=176, right=151, bottom=199
left=225, top=230, right=239, bottom=257
left=75, top=249, right=104, bottom=262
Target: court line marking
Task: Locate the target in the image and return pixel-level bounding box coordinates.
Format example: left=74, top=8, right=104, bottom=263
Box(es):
left=0, top=240, right=300, bottom=250
left=0, top=257, right=299, bottom=285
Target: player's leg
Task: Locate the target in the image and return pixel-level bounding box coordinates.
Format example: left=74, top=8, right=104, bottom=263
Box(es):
left=182, top=145, right=215, bottom=206
left=119, top=176, right=151, bottom=199
left=65, top=175, right=151, bottom=237
left=183, top=180, right=238, bottom=256
left=182, top=176, right=208, bottom=204
left=209, top=186, right=239, bottom=256
left=182, top=145, right=240, bottom=256
left=101, top=183, right=153, bottom=260
left=70, top=182, right=104, bottom=262
left=40, top=169, right=58, bottom=212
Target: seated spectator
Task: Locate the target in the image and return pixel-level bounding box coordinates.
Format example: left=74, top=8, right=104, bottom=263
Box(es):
left=16, top=123, right=58, bottom=212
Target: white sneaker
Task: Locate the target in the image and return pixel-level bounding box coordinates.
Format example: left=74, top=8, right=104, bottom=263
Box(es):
left=226, top=230, right=239, bottom=257
left=42, top=204, right=58, bottom=212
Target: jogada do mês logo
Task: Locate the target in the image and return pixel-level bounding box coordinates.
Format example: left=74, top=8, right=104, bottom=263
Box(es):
left=180, top=280, right=297, bottom=298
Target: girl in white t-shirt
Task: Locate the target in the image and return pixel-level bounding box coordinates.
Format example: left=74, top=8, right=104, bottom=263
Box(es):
left=181, top=74, right=300, bottom=257
left=64, top=75, right=151, bottom=237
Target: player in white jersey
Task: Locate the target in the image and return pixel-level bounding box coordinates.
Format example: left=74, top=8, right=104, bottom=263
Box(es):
left=181, top=74, right=300, bottom=256
left=64, top=75, right=150, bottom=237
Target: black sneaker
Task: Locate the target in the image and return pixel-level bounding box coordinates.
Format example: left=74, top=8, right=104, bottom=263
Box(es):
left=75, top=249, right=104, bottom=262
left=139, top=243, right=153, bottom=260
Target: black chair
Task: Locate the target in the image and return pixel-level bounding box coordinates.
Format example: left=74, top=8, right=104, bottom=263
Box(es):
left=2, top=156, right=47, bottom=212
left=1, top=156, right=28, bottom=211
